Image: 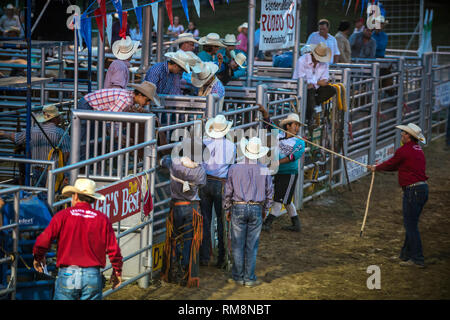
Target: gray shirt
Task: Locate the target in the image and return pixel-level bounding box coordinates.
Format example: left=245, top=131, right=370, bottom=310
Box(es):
left=349, top=32, right=377, bottom=59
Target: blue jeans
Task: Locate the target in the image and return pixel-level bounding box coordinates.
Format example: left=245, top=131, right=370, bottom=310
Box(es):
left=199, top=179, right=225, bottom=263
left=54, top=266, right=102, bottom=300
left=172, top=202, right=198, bottom=268
left=400, top=184, right=428, bottom=264
left=230, top=204, right=263, bottom=283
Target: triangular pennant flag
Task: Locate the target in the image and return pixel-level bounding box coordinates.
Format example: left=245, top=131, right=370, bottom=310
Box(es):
left=354, top=0, right=360, bottom=13
left=180, top=0, right=190, bottom=23
left=193, top=0, right=200, bottom=18
left=151, top=2, right=158, bottom=31
left=209, top=0, right=215, bottom=11
left=106, top=14, right=113, bottom=46
left=112, top=0, right=123, bottom=28
left=132, top=0, right=143, bottom=33
left=80, top=12, right=92, bottom=54
left=100, top=0, right=107, bottom=28
left=165, top=0, right=174, bottom=26
left=94, top=8, right=104, bottom=42
left=119, top=11, right=128, bottom=39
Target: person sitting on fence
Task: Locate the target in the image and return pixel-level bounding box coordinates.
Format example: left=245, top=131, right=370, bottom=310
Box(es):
left=216, top=50, right=247, bottom=85
left=223, top=136, right=273, bottom=287
left=191, top=61, right=226, bottom=111
left=335, top=20, right=352, bottom=63
left=0, top=4, right=23, bottom=37
left=32, top=178, right=123, bottom=300
left=257, top=108, right=306, bottom=232
left=349, top=27, right=377, bottom=59
left=306, top=19, right=340, bottom=64
left=372, top=16, right=388, bottom=58
left=104, top=36, right=140, bottom=89
left=199, top=115, right=236, bottom=268
left=144, top=50, right=190, bottom=95
left=160, top=136, right=207, bottom=287
left=0, top=105, right=70, bottom=188
left=292, top=42, right=336, bottom=132
left=175, top=32, right=200, bottom=53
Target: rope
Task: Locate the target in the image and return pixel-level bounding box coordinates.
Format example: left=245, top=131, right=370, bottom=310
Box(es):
left=360, top=171, right=375, bottom=237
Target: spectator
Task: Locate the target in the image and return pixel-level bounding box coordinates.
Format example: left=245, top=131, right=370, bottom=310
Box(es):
left=104, top=36, right=140, bottom=89
left=218, top=34, right=245, bottom=65
left=197, top=33, right=226, bottom=62
left=306, top=19, right=340, bottom=64
left=0, top=4, right=23, bottom=37
left=372, top=16, right=388, bottom=58
left=236, top=22, right=248, bottom=53
left=167, top=16, right=184, bottom=39
left=216, top=50, right=247, bottom=85
left=353, top=18, right=365, bottom=34
left=130, top=23, right=142, bottom=41
left=350, top=28, right=377, bottom=59
left=174, top=33, right=199, bottom=53
left=335, top=20, right=352, bottom=63
left=186, top=21, right=199, bottom=38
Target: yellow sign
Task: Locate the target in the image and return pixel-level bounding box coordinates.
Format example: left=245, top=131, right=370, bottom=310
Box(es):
left=152, top=242, right=164, bottom=271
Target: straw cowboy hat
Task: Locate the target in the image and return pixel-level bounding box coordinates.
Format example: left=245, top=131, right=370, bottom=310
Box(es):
left=309, top=42, right=332, bottom=63
left=205, top=114, right=233, bottom=139
left=230, top=50, right=247, bottom=69
left=191, top=62, right=219, bottom=88
left=198, top=33, right=226, bottom=48
left=62, top=178, right=105, bottom=201
left=184, top=51, right=202, bottom=68
left=112, top=36, right=140, bottom=60
left=279, top=113, right=304, bottom=128
left=164, top=50, right=191, bottom=73
left=222, top=34, right=241, bottom=46
left=396, top=123, right=426, bottom=144
left=240, top=137, right=269, bottom=160
left=35, top=105, right=61, bottom=123
left=173, top=33, right=199, bottom=45
left=238, top=22, right=248, bottom=33
left=5, top=4, right=15, bottom=10
left=129, top=81, right=161, bottom=106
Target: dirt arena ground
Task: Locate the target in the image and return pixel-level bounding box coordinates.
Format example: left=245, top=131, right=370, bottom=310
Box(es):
left=107, top=138, right=450, bottom=300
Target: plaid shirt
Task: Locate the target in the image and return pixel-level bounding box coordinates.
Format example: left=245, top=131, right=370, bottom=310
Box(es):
left=144, top=62, right=182, bottom=95
left=84, top=89, right=135, bottom=112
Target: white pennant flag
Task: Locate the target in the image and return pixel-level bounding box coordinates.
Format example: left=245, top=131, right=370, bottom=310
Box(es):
left=132, top=0, right=138, bottom=8
left=193, top=0, right=200, bottom=18
left=151, top=2, right=158, bottom=32
left=106, top=14, right=113, bottom=47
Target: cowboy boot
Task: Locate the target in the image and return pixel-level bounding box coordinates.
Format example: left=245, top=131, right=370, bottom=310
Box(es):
left=282, top=216, right=301, bottom=232
left=262, top=214, right=276, bottom=231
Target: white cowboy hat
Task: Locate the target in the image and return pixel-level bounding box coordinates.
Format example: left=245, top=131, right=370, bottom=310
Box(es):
left=6, top=4, right=15, bottom=10
left=240, top=137, right=269, bottom=160
left=62, top=178, right=105, bottom=201
left=395, top=123, right=426, bottom=144
left=222, top=34, right=241, bottom=46
left=129, top=81, right=161, bottom=106
left=34, top=105, right=61, bottom=123
left=279, top=113, right=304, bottom=128
left=230, top=50, right=247, bottom=69
left=173, top=33, right=199, bottom=45
left=184, top=51, right=202, bottom=68
left=309, top=42, right=332, bottom=63
left=238, top=22, right=248, bottom=33
left=191, top=62, right=219, bottom=88
left=198, top=33, right=226, bottom=48
left=164, top=50, right=191, bottom=73
left=205, top=114, right=233, bottom=139
left=112, top=36, right=140, bottom=60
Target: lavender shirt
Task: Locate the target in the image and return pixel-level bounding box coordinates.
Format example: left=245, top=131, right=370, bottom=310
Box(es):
left=104, top=60, right=130, bottom=89
left=223, top=159, right=274, bottom=214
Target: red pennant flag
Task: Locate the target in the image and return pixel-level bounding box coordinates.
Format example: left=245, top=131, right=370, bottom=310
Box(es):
left=94, top=8, right=104, bottom=42
left=100, top=0, right=107, bottom=28
left=165, top=0, right=174, bottom=26
left=209, top=0, right=215, bottom=11
left=119, top=11, right=128, bottom=39
left=354, top=0, right=360, bottom=13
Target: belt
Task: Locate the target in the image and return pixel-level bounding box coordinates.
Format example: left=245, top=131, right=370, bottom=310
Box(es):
left=402, top=181, right=427, bottom=191
left=233, top=201, right=263, bottom=206
left=59, top=265, right=100, bottom=269
left=173, top=200, right=199, bottom=206
left=207, top=175, right=227, bottom=183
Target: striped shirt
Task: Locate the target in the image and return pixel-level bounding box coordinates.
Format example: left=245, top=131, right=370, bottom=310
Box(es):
left=144, top=62, right=182, bottom=95
left=15, top=122, right=70, bottom=168
left=84, top=89, right=135, bottom=112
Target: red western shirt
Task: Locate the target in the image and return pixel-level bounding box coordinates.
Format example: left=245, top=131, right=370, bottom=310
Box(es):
left=33, top=202, right=123, bottom=276
left=375, top=141, right=428, bottom=187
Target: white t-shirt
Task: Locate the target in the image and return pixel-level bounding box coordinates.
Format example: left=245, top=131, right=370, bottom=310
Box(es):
left=306, top=31, right=340, bottom=64
left=168, top=24, right=184, bottom=36
left=292, top=53, right=329, bottom=89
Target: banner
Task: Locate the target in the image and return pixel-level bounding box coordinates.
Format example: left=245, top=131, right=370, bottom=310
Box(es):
left=259, top=0, right=297, bottom=51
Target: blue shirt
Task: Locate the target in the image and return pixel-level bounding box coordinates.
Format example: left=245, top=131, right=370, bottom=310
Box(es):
left=144, top=62, right=182, bottom=95
left=273, top=51, right=293, bottom=68
left=202, top=137, right=236, bottom=178
left=197, top=51, right=213, bottom=62
left=372, top=31, right=388, bottom=58
left=277, top=133, right=305, bottom=175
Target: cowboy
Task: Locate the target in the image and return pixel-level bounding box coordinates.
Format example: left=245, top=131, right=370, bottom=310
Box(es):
left=33, top=178, right=123, bottom=300
left=160, top=136, right=207, bottom=287
left=197, top=33, right=226, bottom=63
left=0, top=4, right=22, bottom=37
left=306, top=19, right=340, bottom=64
left=199, top=115, right=236, bottom=268
left=181, top=51, right=202, bottom=92
left=236, top=22, right=248, bottom=53
left=174, top=32, right=200, bottom=53
left=368, top=124, right=429, bottom=268
left=219, top=34, right=246, bottom=64
left=216, top=50, right=247, bottom=85
left=104, top=36, right=140, bottom=89
left=224, top=137, right=273, bottom=287
left=0, top=105, right=70, bottom=187
left=372, top=16, right=388, bottom=58
left=191, top=62, right=226, bottom=111
left=144, top=50, right=190, bottom=95
left=258, top=111, right=306, bottom=232
left=349, top=27, right=377, bottom=59
left=292, top=42, right=336, bottom=131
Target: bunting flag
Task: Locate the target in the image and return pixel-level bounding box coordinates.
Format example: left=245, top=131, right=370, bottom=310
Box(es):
left=193, top=0, right=200, bottom=18
left=106, top=14, right=113, bottom=46
left=111, top=0, right=123, bottom=28
left=165, top=0, right=173, bottom=26
left=180, top=0, right=190, bottom=23
left=132, top=0, right=143, bottom=33
left=354, top=0, right=360, bottom=13
left=94, top=8, right=104, bottom=42
left=98, top=0, right=107, bottom=28
left=209, top=0, right=215, bottom=11
left=119, top=11, right=128, bottom=39
left=151, top=2, right=158, bottom=31
left=345, top=0, right=352, bottom=15
left=80, top=12, right=92, bottom=54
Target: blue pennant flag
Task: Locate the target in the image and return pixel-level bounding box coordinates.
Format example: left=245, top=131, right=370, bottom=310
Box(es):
left=135, top=6, right=143, bottom=32
left=80, top=12, right=92, bottom=55
left=180, top=0, right=190, bottom=23
left=112, top=0, right=123, bottom=28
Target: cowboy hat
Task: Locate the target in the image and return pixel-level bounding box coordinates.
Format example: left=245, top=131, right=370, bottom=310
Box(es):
left=279, top=113, right=304, bottom=128
left=173, top=33, right=199, bottom=45
left=238, top=22, right=248, bottom=33
left=198, top=33, right=226, bottom=48
left=164, top=50, right=191, bottom=73
left=5, top=4, right=14, bottom=10
left=240, top=136, right=269, bottom=160
left=205, top=114, right=233, bottom=139
left=191, top=62, right=219, bottom=88
left=222, top=34, right=241, bottom=46
left=62, top=178, right=105, bottom=201
left=129, top=81, right=161, bottom=106
left=112, top=36, right=140, bottom=60
left=395, top=123, right=426, bottom=144
left=184, top=51, right=202, bottom=68
left=230, top=50, right=247, bottom=69
left=309, top=42, right=332, bottom=63
left=35, top=105, right=61, bottom=123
